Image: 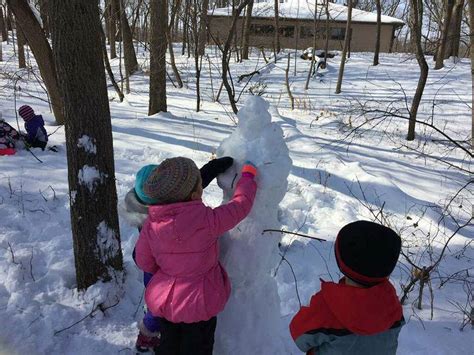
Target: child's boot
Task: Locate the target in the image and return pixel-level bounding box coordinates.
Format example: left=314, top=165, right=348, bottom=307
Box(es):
left=135, top=320, right=160, bottom=353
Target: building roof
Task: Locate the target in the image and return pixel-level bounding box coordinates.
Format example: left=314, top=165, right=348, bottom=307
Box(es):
left=209, top=0, right=405, bottom=26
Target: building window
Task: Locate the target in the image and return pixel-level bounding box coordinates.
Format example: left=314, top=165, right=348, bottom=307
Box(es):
left=250, top=24, right=275, bottom=37
left=330, top=28, right=345, bottom=40
left=279, top=26, right=295, bottom=38
left=300, top=26, right=326, bottom=40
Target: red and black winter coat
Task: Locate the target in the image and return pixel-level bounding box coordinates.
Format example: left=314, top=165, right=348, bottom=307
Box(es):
left=290, top=278, right=404, bottom=355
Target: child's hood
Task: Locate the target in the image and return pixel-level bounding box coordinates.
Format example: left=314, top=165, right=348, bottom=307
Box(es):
left=321, top=279, right=403, bottom=335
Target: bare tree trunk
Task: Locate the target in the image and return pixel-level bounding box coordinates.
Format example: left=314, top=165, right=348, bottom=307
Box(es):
left=168, top=0, right=183, bottom=88
left=7, top=0, right=65, bottom=125
left=17, top=24, right=25, bottom=68
left=108, top=0, right=117, bottom=59
left=242, top=0, right=253, bottom=60
left=192, top=0, right=202, bottom=111
left=446, top=0, right=464, bottom=58
left=119, top=0, right=138, bottom=76
left=49, top=0, right=124, bottom=291
left=335, top=0, right=353, bottom=94
left=407, top=0, right=429, bottom=141
left=274, top=0, right=280, bottom=53
left=324, top=0, right=330, bottom=64
left=373, top=0, right=381, bottom=66
left=182, top=1, right=189, bottom=56
left=198, top=0, right=209, bottom=56
left=38, top=0, right=49, bottom=37
left=149, top=0, right=167, bottom=115
left=285, top=53, right=294, bottom=110
left=99, top=25, right=124, bottom=102
left=435, top=0, right=454, bottom=69
left=222, top=1, right=251, bottom=114
left=0, top=6, right=8, bottom=41
left=469, top=0, right=474, bottom=149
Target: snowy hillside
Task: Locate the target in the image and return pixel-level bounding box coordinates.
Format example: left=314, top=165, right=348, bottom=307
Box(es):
left=0, top=38, right=473, bottom=355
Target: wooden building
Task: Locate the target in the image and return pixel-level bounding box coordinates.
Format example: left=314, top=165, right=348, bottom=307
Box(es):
left=208, top=0, right=404, bottom=52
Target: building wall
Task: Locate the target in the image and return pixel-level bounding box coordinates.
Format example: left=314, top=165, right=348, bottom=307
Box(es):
left=208, top=16, right=397, bottom=53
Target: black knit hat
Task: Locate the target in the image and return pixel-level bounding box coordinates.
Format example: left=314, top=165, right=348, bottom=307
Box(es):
left=335, top=221, right=401, bottom=286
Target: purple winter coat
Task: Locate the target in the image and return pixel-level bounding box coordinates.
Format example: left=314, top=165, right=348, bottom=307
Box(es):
left=25, top=115, right=48, bottom=145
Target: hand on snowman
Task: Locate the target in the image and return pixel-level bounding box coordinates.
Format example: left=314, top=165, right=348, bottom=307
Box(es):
left=241, top=161, right=258, bottom=178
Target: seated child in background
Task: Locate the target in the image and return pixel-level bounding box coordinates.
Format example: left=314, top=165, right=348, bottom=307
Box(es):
left=121, top=157, right=234, bottom=352
left=134, top=157, right=257, bottom=355
left=0, top=113, right=22, bottom=156
left=18, top=105, right=48, bottom=150
left=290, top=220, right=404, bottom=355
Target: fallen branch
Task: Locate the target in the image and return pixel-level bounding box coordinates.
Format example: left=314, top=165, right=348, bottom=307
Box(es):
left=262, top=229, right=326, bottom=242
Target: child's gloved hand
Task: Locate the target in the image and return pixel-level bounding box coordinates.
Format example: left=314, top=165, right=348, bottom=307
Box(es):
left=200, top=156, right=234, bottom=189
left=241, top=161, right=257, bottom=178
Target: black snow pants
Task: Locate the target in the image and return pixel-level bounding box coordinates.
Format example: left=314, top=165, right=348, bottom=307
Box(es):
left=155, top=316, right=217, bottom=355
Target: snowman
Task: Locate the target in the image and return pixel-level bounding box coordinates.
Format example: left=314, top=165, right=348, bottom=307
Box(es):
left=214, top=96, right=292, bottom=353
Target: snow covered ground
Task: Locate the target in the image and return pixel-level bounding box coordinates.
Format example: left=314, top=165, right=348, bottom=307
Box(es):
left=0, top=39, right=472, bottom=354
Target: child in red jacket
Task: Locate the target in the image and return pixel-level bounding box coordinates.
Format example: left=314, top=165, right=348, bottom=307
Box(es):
left=290, top=221, right=404, bottom=355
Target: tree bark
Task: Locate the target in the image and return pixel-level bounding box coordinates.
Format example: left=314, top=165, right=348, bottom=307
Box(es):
left=435, top=0, right=454, bottom=69
left=99, top=25, right=124, bottom=102
left=198, top=0, right=209, bottom=56
left=242, top=0, right=253, bottom=60
left=148, top=0, right=167, bottom=115
left=119, top=0, right=138, bottom=76
left=469, top=0, right=474, bottom=149
left=17, top=24, right=25, bottom=68
left=373, top=0, right=381, bottom=66
left=108, top=0, right=117, bottom=59
left=0, top=7, right=7, bottom=41
left=49, top=0, right=124, bottom=291
left=446, top=0, right=464, bottom=58
left=7, top=0, right=65, bottom=125
left=407, top=0, right=429, bottom=141
left=38, top=0, right=49, bottom=37
left=335, top=0, right=353, bottom=94
left=274, top=0, right=280, bottom=53
left=324, top=0, right=330, bottom=64
left=168, top=0, right=183, bottom=88
left=222, top=0, right=251, bottom=114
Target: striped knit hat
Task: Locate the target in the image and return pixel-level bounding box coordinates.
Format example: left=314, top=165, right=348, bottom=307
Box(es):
left=335, top=221, right=401, bottom=286
left=18, top=105, right=35, bottom=121
left=143, top=157, right=200, bottom=205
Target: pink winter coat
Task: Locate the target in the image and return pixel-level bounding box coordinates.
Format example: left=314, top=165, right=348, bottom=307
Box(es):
left=135, top=175, right=257, bottom=323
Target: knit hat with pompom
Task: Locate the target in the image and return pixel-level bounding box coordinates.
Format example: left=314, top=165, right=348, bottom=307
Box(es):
left=142, top=157, right=200, bottom=205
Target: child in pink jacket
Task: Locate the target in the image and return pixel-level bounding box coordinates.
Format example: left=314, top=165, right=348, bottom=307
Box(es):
left=135, top=156, right=257, bottom=355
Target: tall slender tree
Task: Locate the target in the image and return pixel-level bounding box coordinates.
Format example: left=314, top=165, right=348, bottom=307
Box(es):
left=407, top=0, right=429, bottom=141
left=7, top=0, right=64, bottom=125
left=242, top=0, right=254, bottom=60
left=335, top=0, right=353, bottom=94
left=49, top=0, right=124, bottom=290
left=198, top=0, right=210, bottom=56
left=16, top=22, right=25, bottom=68
left=274, top=0, right=280, bottom=54
left=469, top=0, right=473, bottom=149
left=435, top=0, right=454, bottom=70
left=373, top=0, right=381, bottom=66
left=118, top=0, right=138, bottom=76
left=0, top=6, right=7, bottom=41
left=149, top=0, right=167, bottom=115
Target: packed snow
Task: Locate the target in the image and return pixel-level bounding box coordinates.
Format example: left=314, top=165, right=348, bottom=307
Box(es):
left=0, top=36, right=473, bottom=355
left=215, top=96, right=292, bottom=353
